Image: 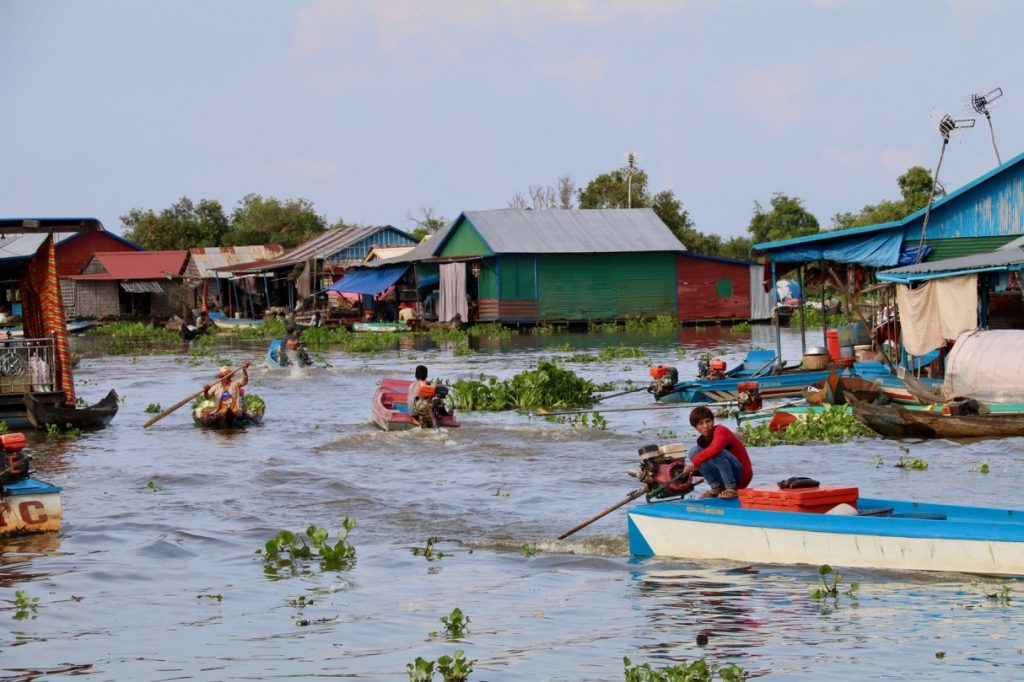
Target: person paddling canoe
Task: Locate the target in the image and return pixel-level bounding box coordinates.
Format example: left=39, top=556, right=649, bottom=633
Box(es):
left=203, top=361, right=250, bottom=417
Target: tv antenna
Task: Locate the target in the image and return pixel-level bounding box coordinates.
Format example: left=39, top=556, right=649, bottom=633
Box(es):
left=623, top=152, right=641, bottom=208
left=914, top=111, right=976, bottom=263
left=965, top=87, right=1003, bottom=165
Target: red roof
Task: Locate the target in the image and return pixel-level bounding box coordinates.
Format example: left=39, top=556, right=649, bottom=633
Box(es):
left=69, top=250, right=189, bottom=280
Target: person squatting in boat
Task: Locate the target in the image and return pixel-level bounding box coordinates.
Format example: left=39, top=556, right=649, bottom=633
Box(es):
left=682, top=405, right=753, bottom=500
left=203, top=362, right=250, bottom=416
left=407, top=364, right=451, bottom=428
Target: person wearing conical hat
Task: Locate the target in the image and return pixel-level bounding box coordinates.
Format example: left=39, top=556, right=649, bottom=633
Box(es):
left=203, top=361, right=250, bottom=415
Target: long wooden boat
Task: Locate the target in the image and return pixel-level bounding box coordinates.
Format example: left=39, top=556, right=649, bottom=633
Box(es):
left=628, top=493, right=1024, bottom=576
left=372, top=378, right=459, bottom=431
left=658, top=368, right=836, bottom=404
left=846, top=395, right=1024, bottom=439
left=900, top=372, right=948, bottom=404
left=1, top=319, right=98, bottom=339
left=353, top=321, right=410, bottom=333
left=768, top=401, right=1024, bottom=432
left=24, top=388, right=119, bottom=429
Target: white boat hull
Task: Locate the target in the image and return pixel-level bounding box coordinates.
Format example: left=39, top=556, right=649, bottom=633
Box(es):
left=1, top=486, right=62, bottom=537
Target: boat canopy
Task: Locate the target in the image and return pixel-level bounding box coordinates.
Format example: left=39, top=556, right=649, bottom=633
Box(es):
left=943, top=329, right=1024, bottom=403
left=327, top=264, right=408, bottom=296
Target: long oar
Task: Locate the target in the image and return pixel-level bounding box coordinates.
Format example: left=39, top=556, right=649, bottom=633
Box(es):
left=143, top=364, right=247, bottom=428
left=533, top=400, right=736, bottom=417
left=558, top=467, right=698, bottom=540
left=594, top=386, right=648, bottom=402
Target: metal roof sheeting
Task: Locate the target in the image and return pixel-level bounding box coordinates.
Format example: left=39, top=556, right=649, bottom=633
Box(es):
left=190, top=245, right=284, bottom=279
left=878, top=241, right=1024, bottom=283
left=233, top=225, right=416, bottom=271
left=70, top=251, right=189, bottom=280
left=459, top=208, right=684, bottom=254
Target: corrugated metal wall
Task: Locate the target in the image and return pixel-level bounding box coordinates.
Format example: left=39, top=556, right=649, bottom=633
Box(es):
left=676, top=255, right=750, bottom=321
left=906, top=163, right=1024, bottom=240
left=537, top=253, right=675, bottom=321
left=439, top=220, right=493, bottom=257
left=57, top=233, right=139, bottom=277
left=923, top=236, right=1017, bottom=261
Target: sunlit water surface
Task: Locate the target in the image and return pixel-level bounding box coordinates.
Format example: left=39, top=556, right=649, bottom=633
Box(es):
left=2, top=326, right=1022, bottom=680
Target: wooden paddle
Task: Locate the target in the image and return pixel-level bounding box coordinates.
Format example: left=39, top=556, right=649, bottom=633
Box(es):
left=559, top=468, right=700, bottom=540
left=143, top=363, right=248, bottom=428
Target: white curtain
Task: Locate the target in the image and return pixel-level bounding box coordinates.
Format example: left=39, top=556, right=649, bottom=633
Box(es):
left=895, top=274, right=977, bottom=356
left=439, top=262, right=468, bottom=323
left=748, top=264, right=772, bottom=321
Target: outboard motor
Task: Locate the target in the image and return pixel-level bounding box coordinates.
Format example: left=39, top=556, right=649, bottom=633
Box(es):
left=431, top=384, right=451, bottom=418
left=627, top=443, right=698, bottom=501
left=647, top=365, right=679, bottom=398
left=0, top=433, right=30, bottom=485
left=737, top=381, right=762, bottom=412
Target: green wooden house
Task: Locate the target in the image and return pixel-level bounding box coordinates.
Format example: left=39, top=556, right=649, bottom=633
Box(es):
left=426, top=209, right=684, bottom=324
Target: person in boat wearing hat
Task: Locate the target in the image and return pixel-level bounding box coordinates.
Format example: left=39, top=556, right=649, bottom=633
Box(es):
left=682, top=405, right=753, bottom=500
left=203, top=361, right=250, bottom=416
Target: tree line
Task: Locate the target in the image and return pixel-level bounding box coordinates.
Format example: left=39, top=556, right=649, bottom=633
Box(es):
left=122, top=165, right=941, bottom=260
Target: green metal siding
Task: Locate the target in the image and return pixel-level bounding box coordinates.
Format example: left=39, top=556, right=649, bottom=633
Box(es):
left=716, top=279, right=733, bottom=297
left=537, top=253, right=675, bottom=320
left=439, top=220, right=494, bottom=257
left=498, top=256, right=537, bottom=299
left=478, top=261, right=498, bottom=299
left=924, top=236, right=1017, bottom=262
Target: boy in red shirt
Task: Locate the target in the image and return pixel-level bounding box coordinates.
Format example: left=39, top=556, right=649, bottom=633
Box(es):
left=682, top=405, right=753, bottom=499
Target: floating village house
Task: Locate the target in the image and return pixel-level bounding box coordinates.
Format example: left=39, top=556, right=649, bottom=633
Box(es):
left=188, top=245, right=285, bottom=317
left=752, top=150, right=1024, bottom=361
left=0, top=219, right=142, bottom=320
left=69, top=250, right=191, bottom=319
left=0, top=219, right=121, bottom=424
left=228, top=225, right=419, bottom=314
left=334, top=208, right=767, bottom=324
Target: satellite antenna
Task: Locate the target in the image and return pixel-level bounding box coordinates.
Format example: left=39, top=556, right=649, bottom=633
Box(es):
left=623, top=152, right=641, bottom=208
left=965, top=87, right=1003, bottom=165
left=913, top=111, right=976, bottom=263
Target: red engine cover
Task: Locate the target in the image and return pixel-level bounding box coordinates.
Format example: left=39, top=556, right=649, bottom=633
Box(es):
left=651, top=460, right=691, bottom=494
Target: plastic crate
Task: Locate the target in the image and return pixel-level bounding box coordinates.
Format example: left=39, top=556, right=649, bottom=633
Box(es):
left=738, top=486, right=859, bottom=513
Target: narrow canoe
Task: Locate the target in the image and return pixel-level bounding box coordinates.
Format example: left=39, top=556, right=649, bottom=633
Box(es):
left=193, top=407, right=264, bottom=429
left=372, top=378, right=459, bottom=431
left=847, top=394, right=1024, bottom=440
left=25, top=388, right=119, bottom=429
left=628, top=495, right=1024, bottom=576
left=208, top=312, right=265, bottom=331
left=768, top=401, right=1024, bottom=432
left=0, top=477, right=62, bottom=538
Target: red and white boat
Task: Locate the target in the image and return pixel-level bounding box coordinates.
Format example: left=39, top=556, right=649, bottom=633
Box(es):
left=372, top=378, right=460, bottom=431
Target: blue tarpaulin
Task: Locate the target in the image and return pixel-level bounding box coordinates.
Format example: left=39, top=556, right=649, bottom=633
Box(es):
left=417, top=274, right=439, bottom=288
left=765, top=230, right=904, bottom=267
left=327, top=265, right=408, bottom=295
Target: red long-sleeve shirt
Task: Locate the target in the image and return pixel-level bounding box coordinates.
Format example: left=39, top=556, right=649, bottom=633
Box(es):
left=691, top=424, right=753, bottom=489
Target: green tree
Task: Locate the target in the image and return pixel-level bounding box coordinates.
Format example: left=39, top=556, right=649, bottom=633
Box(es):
left=720, top=236, right=754, bottom=260
left=120, top=197, right=228, bottom=250
left=223, top=194, right=327, bottom=248
left=578, top=167, right=649, bottom=209
left=405, top=206, right=447, bottom=241
left=748, top=193, right=820, bottom=244
left=830, top=166, right=945, bottom=230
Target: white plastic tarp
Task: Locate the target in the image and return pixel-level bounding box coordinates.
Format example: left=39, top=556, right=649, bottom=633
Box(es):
left=943, top=329, right=1024, bottom=403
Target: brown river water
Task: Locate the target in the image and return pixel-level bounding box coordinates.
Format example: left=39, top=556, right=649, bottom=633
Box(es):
left=1, top=326, right=1022, bottom=680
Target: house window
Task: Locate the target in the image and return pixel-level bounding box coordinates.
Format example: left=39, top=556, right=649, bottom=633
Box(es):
left=716, top=279, right=733, bottom=297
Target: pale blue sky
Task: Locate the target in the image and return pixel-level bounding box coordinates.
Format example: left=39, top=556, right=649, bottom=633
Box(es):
left=2, top=0, right=1022, bottom=242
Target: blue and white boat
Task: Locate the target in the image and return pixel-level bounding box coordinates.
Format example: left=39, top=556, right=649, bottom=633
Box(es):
left=1, top=433, right=62, bottom=538
left=264, top=338, right=313, bottom=370
left=209, top=311, right=264, bottom=331
left=658, top=368, right=837, bottom=404
left=628, top=494, right=1024, bottom=576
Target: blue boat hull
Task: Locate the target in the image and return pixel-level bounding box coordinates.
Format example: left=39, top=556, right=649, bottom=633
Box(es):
left=658, top=369, right=835, bottom=403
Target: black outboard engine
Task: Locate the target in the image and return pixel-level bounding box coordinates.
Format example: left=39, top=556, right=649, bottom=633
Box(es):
left=431, top=384, right=451, bottom=418
left=0, top=433, right=30, bottom=486
left=647, top=365, right=679, bottom=398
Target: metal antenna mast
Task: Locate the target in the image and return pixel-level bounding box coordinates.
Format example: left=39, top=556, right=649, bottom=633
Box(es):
left=965, top=87, right=1003, bottom=165
left=623, top=152, right=639, bottom=208
left=914, top=112, right=976, bottom=263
